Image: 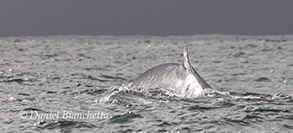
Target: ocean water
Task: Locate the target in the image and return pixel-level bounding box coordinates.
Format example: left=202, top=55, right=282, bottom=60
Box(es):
left=0, top=35, right=292, bottom=132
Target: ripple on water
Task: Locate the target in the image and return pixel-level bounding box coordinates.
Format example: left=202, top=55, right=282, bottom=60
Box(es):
left=36, top=120, right=97, bottom=132
left=110, top=112, right=143, bottom=124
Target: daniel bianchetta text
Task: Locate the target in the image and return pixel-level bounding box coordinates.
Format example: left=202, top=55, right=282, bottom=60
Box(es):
left=19, top=110, right=112, bottom=120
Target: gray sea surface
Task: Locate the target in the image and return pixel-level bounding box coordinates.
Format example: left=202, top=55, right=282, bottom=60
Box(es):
left=0, top=35, right=292, bottom=132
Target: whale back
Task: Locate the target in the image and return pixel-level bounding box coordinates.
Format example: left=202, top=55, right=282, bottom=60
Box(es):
left=129, top=45, right=212, bottom=97
left=129, top=63, right=183, bottom=91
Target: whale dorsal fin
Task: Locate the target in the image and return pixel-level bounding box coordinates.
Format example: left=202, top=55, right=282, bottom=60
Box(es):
left=183, top=45, right=191, bottom=70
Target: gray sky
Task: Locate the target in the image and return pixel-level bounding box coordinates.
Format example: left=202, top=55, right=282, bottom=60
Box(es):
left=0, top=0, right=293, bottom=37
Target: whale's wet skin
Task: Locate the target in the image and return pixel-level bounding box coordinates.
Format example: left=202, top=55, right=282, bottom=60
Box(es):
left=0, top=36, right=293, bottom=132
left=129, top=46, right=221, bottom=98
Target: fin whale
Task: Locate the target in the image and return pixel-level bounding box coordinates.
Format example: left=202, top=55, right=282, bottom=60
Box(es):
left=128, top=45, right=212, bottom=98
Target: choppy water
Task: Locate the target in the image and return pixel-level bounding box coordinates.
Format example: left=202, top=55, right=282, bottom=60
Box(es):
left=0, top=35, right=292, bottom=132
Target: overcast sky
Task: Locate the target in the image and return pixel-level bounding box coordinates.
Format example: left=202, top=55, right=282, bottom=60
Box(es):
left=0, top=0, right=292, bottom=37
